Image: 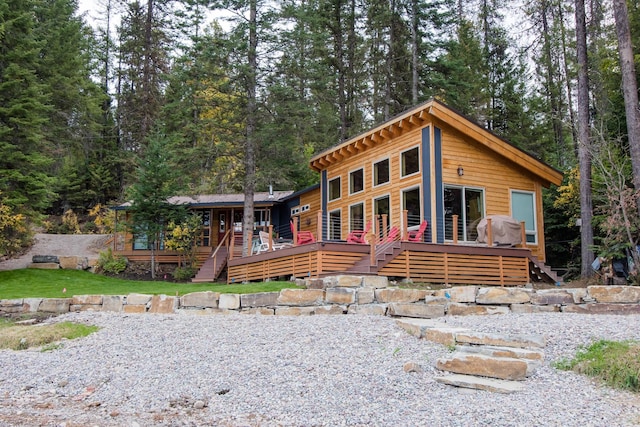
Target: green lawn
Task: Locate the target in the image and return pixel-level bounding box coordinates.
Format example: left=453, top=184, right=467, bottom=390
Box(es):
left=0, top=269, right=302, bottom=299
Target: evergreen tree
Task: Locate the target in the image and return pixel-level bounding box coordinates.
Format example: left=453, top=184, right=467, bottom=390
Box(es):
left=0, top=0, right=55, bottom=215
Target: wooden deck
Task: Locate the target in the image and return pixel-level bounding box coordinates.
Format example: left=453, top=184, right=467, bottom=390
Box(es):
left=227, top=241, right=533, bottom=286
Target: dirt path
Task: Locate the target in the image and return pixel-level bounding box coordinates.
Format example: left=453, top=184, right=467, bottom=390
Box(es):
left=0, top=234, right=110, bottom=271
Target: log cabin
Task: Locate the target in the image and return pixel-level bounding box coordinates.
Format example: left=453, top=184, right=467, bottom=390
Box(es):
left=114, top=99, right=563, bottom=286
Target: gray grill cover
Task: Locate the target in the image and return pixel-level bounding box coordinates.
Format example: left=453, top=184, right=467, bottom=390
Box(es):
left=476, top=215, right=522, bottom=246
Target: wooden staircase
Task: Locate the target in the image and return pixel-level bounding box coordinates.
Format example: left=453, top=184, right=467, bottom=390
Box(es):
left=192, top=246, right=229, bottom=283
left=348, top=240, right=402, bottom=274
left=528, top=255, right=563, bottom=284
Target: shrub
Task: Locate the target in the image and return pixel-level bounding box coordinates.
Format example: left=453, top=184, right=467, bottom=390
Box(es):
left=173, top=266, right=196, bottom=281
left=59, top=210, right=81, bottom=234
left=0, top=194, right=31, bottom=257
left=89, top=204, right=115, bottom=234
left=97, top=248, right=127, bottom=275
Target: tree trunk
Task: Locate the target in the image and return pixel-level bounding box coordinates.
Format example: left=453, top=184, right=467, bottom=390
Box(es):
left=575, top=0, right=594, bottom=278
left=243, top=0, right=257, bottom=257
left=612, top=0, right=640, bottom=217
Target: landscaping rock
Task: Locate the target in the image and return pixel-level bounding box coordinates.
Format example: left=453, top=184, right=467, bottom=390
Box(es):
left=455, top=331, right=545, bottom=349
left=476, top=288, right=531, bottom=305
left=149, top=295, right=178, bottom=314
left=447, top=303, right=509, bottom=316
left=325, top=288, right=356, bottom=304
left=127, top=294, right=152, bottom=305
left=436, top=353, right=530, bottom=380
left=101, top=295, right=123, bottom=312
left=275, top=306, right=315, bottom=316
left=375, top=288, right=429, bottom=303
left=239, top=292, right=277, bottom=308
left=346, top=304, right=387, bottom=316
left=456, top=344, right=544, bottom=361
left=59, top=256, right=89, bottom=270
left=588, top=286, right=640, bottom=303
left=335, top=275, right=363, bottom=288
left=218, top=294, right=240, bottom=310
left=32, top=255, right=59, bottom=263
left=277, top=289, right=324, bottom=306
left=314, top=305, right=347, bottom=315
left=39, top=298, right=71, bottom=313
left=27, top=262, right=60, bottom=270
left=561, top=303, right=640, bottom=315
left=435, top=286, right=477, bottom=303
left=387, top=302, right=444, bottom=318
left=510, top=304, right=560, bottom=314
left=356, top=287, right=375, bottom=304
left=362, top=276, right=389, bottom=288
left=529, top=290, right=574, bottom=305
left=436, top=374, right=525, bottom=394
left=181, top=292, right=220, bottom=309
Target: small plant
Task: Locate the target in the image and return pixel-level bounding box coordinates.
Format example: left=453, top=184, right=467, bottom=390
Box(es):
left=89, top=204, right=115, bottom=234
left=0, top=192, right=31, bottom=257
left=97, top=248, right=127, bottom=275
left=173, top=266, right=196, bottom=281
left=60, top=209, right=81, bottom=234
left=554, top=339, right=640, bottom=392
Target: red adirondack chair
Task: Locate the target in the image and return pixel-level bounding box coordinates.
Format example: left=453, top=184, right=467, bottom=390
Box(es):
left=381, top=226, right=400, bottom=243
left=290, top=221, right=315, bottom=245
left=347, top=221, right=372, bottom=244
left=407, top=220, right=428, bottom=242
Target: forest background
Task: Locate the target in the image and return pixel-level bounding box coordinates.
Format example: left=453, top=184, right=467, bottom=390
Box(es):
left=0, top=0, right=639, bottom=280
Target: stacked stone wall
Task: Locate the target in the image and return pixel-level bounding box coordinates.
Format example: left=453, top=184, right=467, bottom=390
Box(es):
left=1, top=276, right=639, bottom=317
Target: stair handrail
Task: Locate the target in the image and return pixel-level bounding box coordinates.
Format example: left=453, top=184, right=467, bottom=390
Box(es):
left=210, top=228, right=232, bottom=276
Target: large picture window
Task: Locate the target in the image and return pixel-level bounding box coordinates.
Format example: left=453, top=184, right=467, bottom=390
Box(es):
left=374, top=195, right=391, bottom=235
left=511, top=190, right=537, bottom=244
left=329, top=209, right=342, bottom=240
left=373, top=159, right=390, bottom=186
left=444, top=186, right=485, bottom=242
left=328, top=177, right=341, bottom=201
left=349, top=168, right=364, bottom=194
left=349, top=203, right=365, bottom=231
left=401, top=146, right=420, bottom=177
left=402, top=187, right=421, bottom=227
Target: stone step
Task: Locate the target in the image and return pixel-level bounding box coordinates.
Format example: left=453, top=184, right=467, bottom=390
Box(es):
left=436, top=373, right=525, bottom=394
left=436, top=352, right=535, bottom=380
left=456, top=344, right=545, bottom=361
left=395, top=318, right=469, bottom=345
left=455, top=331, right=545, bottom=349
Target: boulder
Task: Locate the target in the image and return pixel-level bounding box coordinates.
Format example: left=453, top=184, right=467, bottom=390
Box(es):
left=218, top=294, right=240, bottom=310
left=181, top=292, right=220, bottom=309
left=455, top=331, right=545, bottom=349
left=530, top=290, right=574, bottom=305
left=277, top=289, right=325, bottom=306
left=39, top=298, right=71, bottom=313
left=325, top=288, right=356, bottom=304
left=388, top=303, right=445, bottom=319
left=447, top=303, right=509, bottom=316
left=32, top=255, right=59, bottom=264
left=375, top=288, right=429, bottom=303
left=435, top=286, right=477, bottom=303
left=149, top=295, right=177, bottom=314
left=436, top=353, right=531, bottom=380
left=240, top=292, right=277, bottom=308
left=588, top=286, right=640, bottom=303
left=476, top=287, right=531, bottom=305
left=436, top=374, right=525, bottom=394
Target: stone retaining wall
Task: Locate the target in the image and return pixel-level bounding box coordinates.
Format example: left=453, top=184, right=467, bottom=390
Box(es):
left=2, top=275, right=639, bottom=317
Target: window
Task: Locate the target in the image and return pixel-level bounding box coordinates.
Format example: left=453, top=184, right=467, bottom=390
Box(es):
left=133, top=229, right=165, bottom=250
left=511, top=190, right=537, bottom=244
left=349, top=203, right=365, bottom=231
left=402, top=187, right=421, bottom=228
left=444, top=186, right=485, bottom=241
left=373, top=159, right=390, bottom=186
left=349, top=168, right=364, bottom=194
left=328, top=177, right=341, bottom=201
left=374, top=195, right=390, bottom=235
left=329, top=209, right=341, bottom=240
left=401, top=146, right=420, bottom=177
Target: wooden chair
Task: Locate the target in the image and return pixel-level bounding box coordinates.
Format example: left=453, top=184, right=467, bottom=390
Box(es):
left=257, top=231, right=290, bottom=253
left=290, top=221, right=315, bottom=245
left=347, top=221, right=372, bottom=244
left=381, top=226, right=400, bottom=243
left=407, top=220, right=428, bottom=242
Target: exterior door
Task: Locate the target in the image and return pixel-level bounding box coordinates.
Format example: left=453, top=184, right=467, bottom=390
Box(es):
left=218, top=210, right=231, bottom=244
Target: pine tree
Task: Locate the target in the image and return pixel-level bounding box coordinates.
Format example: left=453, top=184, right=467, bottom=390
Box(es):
left=0, top=0, right=55, bottom=215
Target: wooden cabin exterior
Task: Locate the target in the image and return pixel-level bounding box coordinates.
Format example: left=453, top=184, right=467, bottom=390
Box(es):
left=308, top=99, right=563, bottom=263
left=114, top=99, right=563, bottom=285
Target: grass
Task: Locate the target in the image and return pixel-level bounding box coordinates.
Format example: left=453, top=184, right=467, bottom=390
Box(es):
left=0, top=318, right=99, bottom=351
left=0, top=269, right=303, bottom=299
left=554, top=339, right=640, bottom=392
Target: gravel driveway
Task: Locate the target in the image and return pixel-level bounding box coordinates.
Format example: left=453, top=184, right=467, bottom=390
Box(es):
left=0, top=233, right=110, bottom=271
left=0, top=311, right=639, bottom=426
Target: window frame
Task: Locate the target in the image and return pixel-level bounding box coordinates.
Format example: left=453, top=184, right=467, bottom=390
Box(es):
left=373, top=194, right=391, bottom=234
left=444, top=184, right=486, bottom=242
left=349, top=202, right=365, bottom=231
left=373, top=158, right=390, bottom=187
left=510, top=189, right=537, bottom=244
left=401, top=185, right=421, bottom=228
left=349, top=167, right=364, bottom=195
left=328, top=176, right=342, bottom=202
left=328, top=208, right=342, bottom=240
left=400, top=146, right=420, bottom=178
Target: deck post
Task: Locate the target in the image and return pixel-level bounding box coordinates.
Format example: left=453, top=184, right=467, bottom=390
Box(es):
left=487, top=217, right=493, bottom=247
left=317, top=211, right=323, bottom=242
left=452, top=215, right=458, bottom=245
left=382, top=214, right=388, bottom=240
left=292, top=216, right=299, bottom=246
left=268, top=224, right=274, bottom=251
left=374, top=215, right=380, bottom=242
left=368, top=232, right=376, bottom=266
left=520, top=221, right=526, bottom=247
left=402, top=210, right=408, bottom=241
left=229, top=233, right=235, bottom=260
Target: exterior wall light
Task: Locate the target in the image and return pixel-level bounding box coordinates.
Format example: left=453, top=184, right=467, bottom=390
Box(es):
left=457, top=165, right=464, bottom=176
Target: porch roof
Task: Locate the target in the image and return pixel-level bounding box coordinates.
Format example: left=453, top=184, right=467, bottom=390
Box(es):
left=114, top=191, right=295, bottom=210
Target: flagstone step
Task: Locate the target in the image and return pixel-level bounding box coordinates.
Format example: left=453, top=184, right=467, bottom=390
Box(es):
left=454, top=331, right=546, bottom=349
left=436, top=352, right=536, bottom=381
left=456, top=344, right=545, bottom=361
left=436, top=373, right=525, bottom=394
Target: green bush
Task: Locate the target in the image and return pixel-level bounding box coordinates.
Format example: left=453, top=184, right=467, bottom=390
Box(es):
left=97, top=248, right=127, bottom=275
left=173, top=266, right=196, bottom=281
left=554, top=339, right=640, bottom=392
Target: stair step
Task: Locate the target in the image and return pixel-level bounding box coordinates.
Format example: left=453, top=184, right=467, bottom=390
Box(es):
left=456, top=344, right=544, bottom=361
left=455, top=331, right=546, bottom=349
left=436, top=373, right=525, bottom=394
left=436, top=352, right=536, bottom=380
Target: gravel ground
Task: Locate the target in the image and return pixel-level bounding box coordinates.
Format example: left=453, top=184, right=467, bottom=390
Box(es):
left=0, top=233, right=110, bottom=271
left=0, top=311, right=639, bottom=426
